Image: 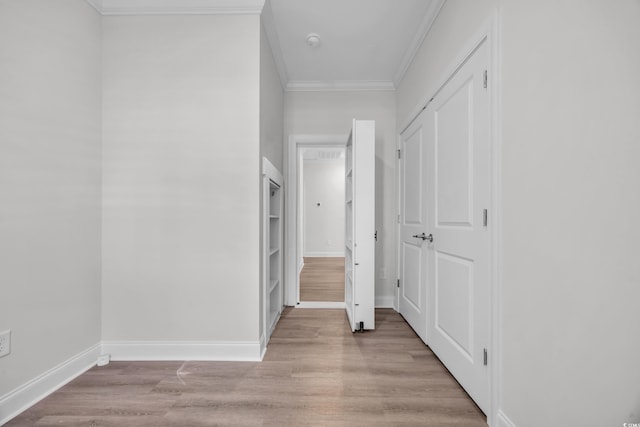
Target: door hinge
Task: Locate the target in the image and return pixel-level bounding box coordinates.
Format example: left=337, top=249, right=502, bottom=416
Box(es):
left=397, top=214, right=401, bottom=224
left=397, top=279, right=400, bottom=288
left=374, top=230, right=378, bottom=242
left=397, top=149, right=401, bottom=159
left=483, top=70, right=488, bottom=89
left=483, top=348, right=488, bottom=366
left=483, top=209, right=488, bottom=227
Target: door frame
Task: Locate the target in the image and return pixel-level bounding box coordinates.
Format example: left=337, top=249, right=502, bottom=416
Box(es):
left=285, top=134, right=347, bottom=308
left=395, top=13, right=503, bottom=426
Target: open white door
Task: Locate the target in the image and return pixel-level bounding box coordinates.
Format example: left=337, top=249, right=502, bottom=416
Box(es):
left=344, top=119, right=375, bottom=332
left=426, top=40, right=491, bottom=413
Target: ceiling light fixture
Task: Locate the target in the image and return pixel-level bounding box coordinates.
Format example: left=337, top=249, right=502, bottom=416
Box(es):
left=305, top=33, right=321, bottom=48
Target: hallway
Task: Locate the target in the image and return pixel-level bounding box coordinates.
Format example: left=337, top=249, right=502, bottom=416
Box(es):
left=8, top=309, right=485, bottom=426
left=299, top=257, right=345, bottom=302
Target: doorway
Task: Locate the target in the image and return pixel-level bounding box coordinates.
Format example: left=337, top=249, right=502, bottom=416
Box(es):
left=299, top=147, right=346, bottom=303
left=286, top=135, right=347, bottom=309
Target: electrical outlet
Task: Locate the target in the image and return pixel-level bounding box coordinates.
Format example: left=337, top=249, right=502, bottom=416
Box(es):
left=0, top=330, right=10, bottom=358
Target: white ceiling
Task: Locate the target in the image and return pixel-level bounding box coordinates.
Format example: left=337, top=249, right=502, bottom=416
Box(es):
left=86, top=0, right=444, bottom=91
left=263, top=0, right=444, bottom=91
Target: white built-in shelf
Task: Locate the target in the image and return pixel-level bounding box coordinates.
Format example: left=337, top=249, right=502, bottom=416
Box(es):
left=264, top=158, right=284, bottom=346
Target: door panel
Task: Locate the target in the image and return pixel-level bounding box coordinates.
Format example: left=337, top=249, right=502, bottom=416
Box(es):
left=345, top=119, right=375, bottom=331
left=403, top=130, right=423, bottom=225
left=398, top=119, right=429, bottom=341
left=435, top=81, right=473, bottom=227
left=401, top=243, right=422, bottom=310
left=427, top=40, right=491, bottom=413
left=435, top=251, right=473, bottom=359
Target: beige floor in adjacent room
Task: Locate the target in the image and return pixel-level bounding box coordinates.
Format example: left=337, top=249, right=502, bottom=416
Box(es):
left=299, top=257, right=345, bottom=302
left=7, top=309, right=486, bottom=426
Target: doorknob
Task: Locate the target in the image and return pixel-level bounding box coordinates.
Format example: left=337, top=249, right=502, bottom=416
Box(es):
left=412, top=233, right=433, bottom=242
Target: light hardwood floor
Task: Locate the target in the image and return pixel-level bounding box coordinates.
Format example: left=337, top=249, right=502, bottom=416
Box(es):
left=299, top=257, right=345, bottom=302
left=7, top=309, right=486, bottom=426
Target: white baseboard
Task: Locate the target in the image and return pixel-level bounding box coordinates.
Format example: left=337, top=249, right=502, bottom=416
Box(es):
left=495, top=410, right=516, bottom=427
left=296, top=297, right=395, bottom=309
left=375, top=295, right=396, bottom=309
left=303, top=251, right=345, bottom=257
left=0, top=343, right=101, bottom=425
left=296, top=301, right=345, bottom=309
left=102, top=340, right=262, bottom=362
left=259, top=334, right=267, bottom=361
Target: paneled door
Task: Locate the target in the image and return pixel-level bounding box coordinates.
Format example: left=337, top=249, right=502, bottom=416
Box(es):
left=426, top=40, right=491, bottom=413
left=344, top=119, right=375, bottom=331
left=398, top=116, right=430, bottom=341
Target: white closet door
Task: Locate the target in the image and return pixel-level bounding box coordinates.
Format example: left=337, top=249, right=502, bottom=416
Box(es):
left=398, top=115, right=430, bottom=342
left=426, top=40, right=491, bottom=413
left=345, top=119, right=375, bottom=331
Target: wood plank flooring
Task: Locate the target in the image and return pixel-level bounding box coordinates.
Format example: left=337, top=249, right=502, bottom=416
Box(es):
left=7, top=309, right=486, bottom=426
left=299, top=257, right=345, bottom=302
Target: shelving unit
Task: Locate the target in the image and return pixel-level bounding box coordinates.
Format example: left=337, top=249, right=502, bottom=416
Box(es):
left=344, top=132, right=355, bottom=317
left=263, top=158, right=283, bottom=347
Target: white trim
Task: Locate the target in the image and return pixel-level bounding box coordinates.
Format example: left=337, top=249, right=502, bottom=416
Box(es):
left=0, top=343, right=100, bottom=425
left=102, top=341, right=262, bottom=362
left=286, top=80, right=395, bottom=92
left=400, top=22, right=493, bottom=134
left=296, top=302, right=345, bottom=309
left=88, top=0, right=265, bottom=15
left=286, top=135, right=347, bottom=307
left=495, top=411, right=516, bottom=427
left=259, top=334, right=267, bottom=360
left=263, top=156, right=283, bottom=184
left=85, top=0, right=102, bottom=13
left=394, top=135, right=402, bottom=313
left=392, top=0, right=446, bottom=87
left=488, top=11, right=504, bottom=427
left=262, top=157, right=284, bottom=349
left=303, top=251, right=344, bottom=258
left=375, top=295, right=396, bottom=309
left=261, top=0, right=288, bottom=89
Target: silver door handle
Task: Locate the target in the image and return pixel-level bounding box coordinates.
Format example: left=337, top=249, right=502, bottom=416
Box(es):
left=412, top=233, right=433, bottom=242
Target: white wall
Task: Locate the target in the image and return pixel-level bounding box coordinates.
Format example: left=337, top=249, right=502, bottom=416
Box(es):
left=285, top=91, right=397, bottom=307
left=499, top=2, right=640, bottom=425
left=397, top=1, right=640, bottom=425
left=259, top=18, right=284, bottom=346
left=260, top=21, right=284, bottom=173
left=303, top=158, right=345, bottom=256
left=102, top=15, right=261, bottom=345
left=0, top=0, right=102, bottom=397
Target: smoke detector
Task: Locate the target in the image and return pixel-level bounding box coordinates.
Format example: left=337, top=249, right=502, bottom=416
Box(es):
left=305, top=33, right=321, bottom=48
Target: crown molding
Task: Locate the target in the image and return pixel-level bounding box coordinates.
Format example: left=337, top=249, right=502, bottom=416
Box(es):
left=260, top=0, right=288, bottom=89
left=286, top=80, right=396, bottom=92
left=85, top=0, right=102, bottom=13
left=393, top=0, right=446, bottom=87
left=86, top=0, right=265, bottom=15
